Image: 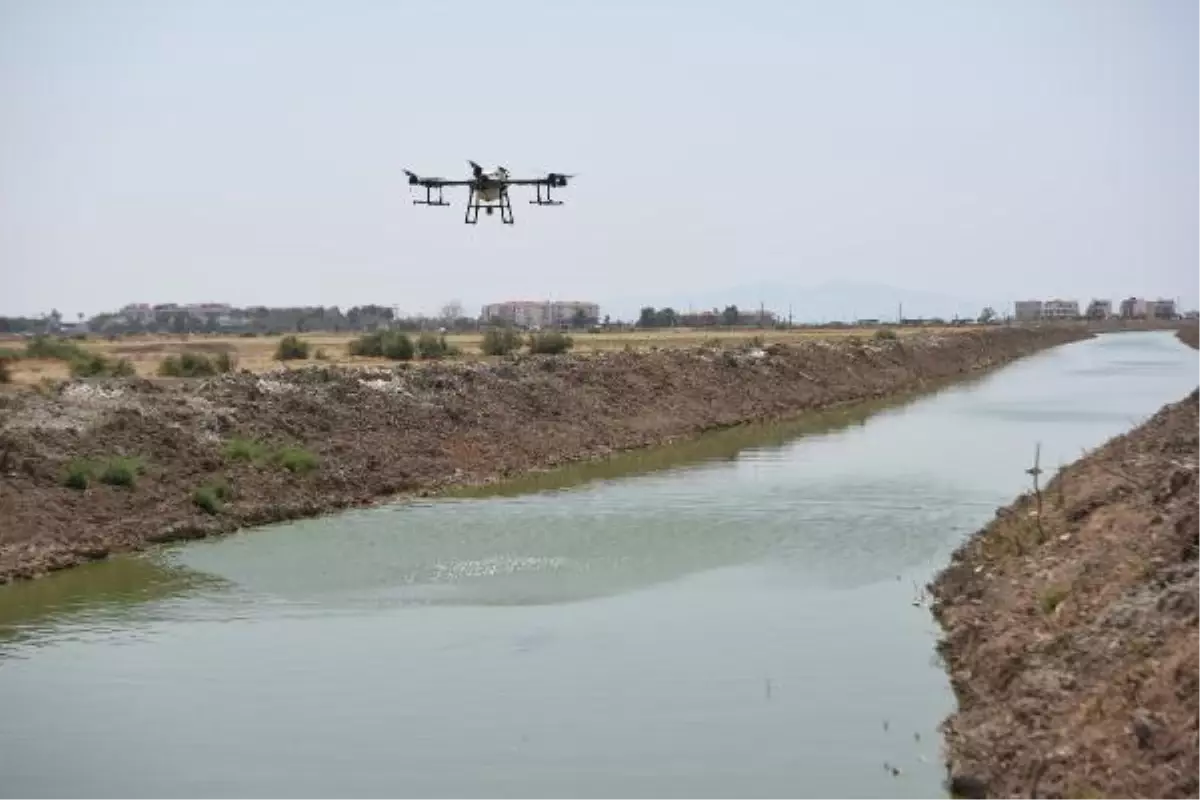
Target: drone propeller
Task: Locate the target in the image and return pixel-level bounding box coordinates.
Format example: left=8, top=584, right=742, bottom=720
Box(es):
left=468, top=160, right=483, bottom=178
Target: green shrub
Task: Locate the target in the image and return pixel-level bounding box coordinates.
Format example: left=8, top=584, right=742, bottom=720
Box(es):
left=417, top=332, right=459, bottom=360
left=192, top=485, right=222, bottom=514
left=192, top=479, right=232, bottom=515
left=223, top=436, right=269, bottom=463
left=348, top=331, right=414, bottom=361
left=873, top=328, right=898, bottom=341
left=528, top=330, right=574, bottom=355
left=274, top=446, right=318, bottom=474
left=275, top=335, right=310, bottom=361
left=213, top=351, right=237, bottom=373
left=314, top=347, right=329, bottom=361
left=62, top=458, right=92, bottom=490
left=481, top=327, right=523, bottom=356
left=0, top=357, right=12, bottom=383
left=159, top=351, right=234, bottom=377
left=98, top=456, right=143, bottom=488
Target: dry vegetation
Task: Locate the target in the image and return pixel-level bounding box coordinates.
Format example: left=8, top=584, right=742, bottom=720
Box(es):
left=0, top=325, right=980, bottom=385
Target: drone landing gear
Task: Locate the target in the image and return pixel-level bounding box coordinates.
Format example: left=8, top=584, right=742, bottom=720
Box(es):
left=412, top=184, right=449, bottom=207
left=531, top=183, right=563, bottom=206
left=465, top=186, right=514, bottom=225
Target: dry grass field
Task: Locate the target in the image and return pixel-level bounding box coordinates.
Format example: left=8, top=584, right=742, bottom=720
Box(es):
left=2, top=325, right=978, bottom=385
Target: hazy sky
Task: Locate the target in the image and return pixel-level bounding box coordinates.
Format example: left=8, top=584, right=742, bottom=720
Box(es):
left=2, top=0, right=1196, bottom=319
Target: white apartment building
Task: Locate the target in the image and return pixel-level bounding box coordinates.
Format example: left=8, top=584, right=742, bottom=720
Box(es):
left=1085, top=299, right=1113, bottom=318
left=480, top=300, right=600, bottom=328
left=1041, top=299, right=1080, bottom=319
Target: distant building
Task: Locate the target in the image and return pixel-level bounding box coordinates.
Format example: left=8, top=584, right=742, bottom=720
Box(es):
left=481, top=300, right=600, bottom=328
left=1146, top=298, right=1177, bottom=320
left=1085, top=299, right=1112, bottom=319
left=1014, top=300, right=1043, bottom=322
left=1119, top=297, right=1145, bottom=318
left=1041, top=299, right=1080, bottom=319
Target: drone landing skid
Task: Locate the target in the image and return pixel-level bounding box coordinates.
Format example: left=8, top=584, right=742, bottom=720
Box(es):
left=465, top=186, right=514, bottom=225
left=530, top=183, right=563, bottom=206
left=412, top=185, right=450, bottom=207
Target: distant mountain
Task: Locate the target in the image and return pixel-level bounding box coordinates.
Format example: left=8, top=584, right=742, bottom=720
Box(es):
left=600, top=280, right=992, bottom=324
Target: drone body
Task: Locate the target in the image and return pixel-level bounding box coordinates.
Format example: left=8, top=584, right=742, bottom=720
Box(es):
left=404, top=160, right=573, bottom=224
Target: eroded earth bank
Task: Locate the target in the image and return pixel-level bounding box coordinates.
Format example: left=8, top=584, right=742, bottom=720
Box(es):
left=929, top=329, right=1199, bottom=799
left=0, top=327, right=1089, bottom=583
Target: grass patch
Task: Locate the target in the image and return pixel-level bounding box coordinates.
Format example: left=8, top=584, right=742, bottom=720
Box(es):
left=223, top=436, right=269, bottom=464
left=25, top=335, right=87, bottom=361
left=62, top=457, right=93, bottom=490
left=527, top=330, right=574, bottom=355
left=61, top=455, right=145, bottom=489
left=273, top=446, right=318, bottom=474
left=192, top=479, right=233, bottom=514
left=275, top=335, right=310, bottom=361
left=98, top=455, right=144, bottom=488
left=481, top=327, right=523, bottom=356
left=874, top=328, right=898, bottom=341
left=1039, top=583, right=1070, bottom=615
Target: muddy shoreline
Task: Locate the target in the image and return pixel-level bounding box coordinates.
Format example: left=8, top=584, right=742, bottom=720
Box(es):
left=0, top=327, right=1089, bottom=584
left=929, top=331, right=1199, bottom=798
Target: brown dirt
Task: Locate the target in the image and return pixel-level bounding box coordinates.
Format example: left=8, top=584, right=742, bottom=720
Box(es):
left=0, top=326, right=1088, bottom=585
left=929, top=373, right=1199, bottom=796
left=1177, top=323, right=1198, bottom=350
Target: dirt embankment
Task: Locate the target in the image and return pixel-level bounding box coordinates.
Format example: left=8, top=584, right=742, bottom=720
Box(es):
left=0, top=326, right=1088, bottom=584
left=1177, top=323, right=1198, bottom=350
left=929, top=351, right=1199, bottom=797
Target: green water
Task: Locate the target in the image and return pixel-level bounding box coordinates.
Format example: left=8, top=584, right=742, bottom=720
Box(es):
left=0, top=331, right=1196, bottom=798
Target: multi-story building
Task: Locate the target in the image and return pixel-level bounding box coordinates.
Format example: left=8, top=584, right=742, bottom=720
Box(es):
left=480, top=300, right=600, bottom=329
left=1042, top=299, right=1080, bottom=319
left=1014, top=300, right=1043, bottom=322
left=1085, top=299, right=1112, bottom=319
left=1119, top=297, right=1145, bottom=318
left=1146, top=298, right=1177, bottom=319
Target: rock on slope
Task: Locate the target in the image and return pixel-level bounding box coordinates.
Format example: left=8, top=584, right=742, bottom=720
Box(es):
left=929, top=380, right=1199, bottom=797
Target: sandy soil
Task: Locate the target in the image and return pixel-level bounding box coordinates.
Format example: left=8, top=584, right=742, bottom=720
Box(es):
left=0, top=326, right=1088, bottom=584
left=929, top=332, right=1199, bottom=798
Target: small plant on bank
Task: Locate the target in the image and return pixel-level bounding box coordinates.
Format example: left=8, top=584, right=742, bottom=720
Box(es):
left=481, top=327, right=523, bottom=356
left=223, top=436, right=269, bottom=464
left=1039, top=584, right=1070, bottom=615
left=62, top=457, right=93, bottom=490
left=275, top=335, right=310, bottom=361
left=192, top=479, right=233, bottom=515
left=873, top=328, right=898, bottom=341
left=98, top=455, right=144, bottom=488
left=527, top=330, right=574, bottom=355
left=273, top=446, right=318, bottom=475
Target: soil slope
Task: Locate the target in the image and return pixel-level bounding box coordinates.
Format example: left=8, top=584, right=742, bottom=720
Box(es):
left=0, top=326, right=1087, bottom=584
left=929, top=381, right=1199, bottom=794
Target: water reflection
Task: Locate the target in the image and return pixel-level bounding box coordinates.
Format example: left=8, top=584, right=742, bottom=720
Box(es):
left=0, top=556, right=222, bottom=655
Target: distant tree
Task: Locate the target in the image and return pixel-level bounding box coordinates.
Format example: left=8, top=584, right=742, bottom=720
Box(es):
left=603, top=314, right=611, bottom=328
left=978, top=307, right=997, bottom=324
left=654, top=307, right=678, bottom=328
left=571, top=308, right=588, bottom=328
left=638, top=307, right=658, bottom=328
left=721, top=305, right=740, bottom=327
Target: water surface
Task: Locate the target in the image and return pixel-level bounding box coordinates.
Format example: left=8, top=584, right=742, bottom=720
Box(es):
left=1, top=331, right=1196, bottom=798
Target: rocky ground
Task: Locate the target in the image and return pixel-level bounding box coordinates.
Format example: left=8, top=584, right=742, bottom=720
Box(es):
left=0, top=326, right=1088, bottom=584
left=929, top=331, right=1199, bottom=798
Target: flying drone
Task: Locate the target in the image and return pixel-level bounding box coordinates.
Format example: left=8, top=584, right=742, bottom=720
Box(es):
left=404, top=160, right=574, bottom=225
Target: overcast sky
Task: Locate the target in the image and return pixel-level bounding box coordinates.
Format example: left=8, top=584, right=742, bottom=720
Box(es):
left=2, top=0, right=1196, bottom=319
